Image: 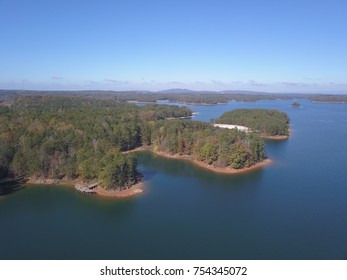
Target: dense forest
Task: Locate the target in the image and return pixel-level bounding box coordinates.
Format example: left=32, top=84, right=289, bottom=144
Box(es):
left=215, top=109, right=290, bottom=136
left=0, top=96, right=266, bottom=191
left=148, top=120, right=265, bottom=169
left=0, top=96, right=191, bottom=190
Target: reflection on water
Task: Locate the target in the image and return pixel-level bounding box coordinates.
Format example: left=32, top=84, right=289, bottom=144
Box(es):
left=0, top=178, right=26, bottom=196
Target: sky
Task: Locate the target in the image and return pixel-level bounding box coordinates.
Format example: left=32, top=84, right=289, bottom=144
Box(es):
left=1, top=0, right=347, bottom=93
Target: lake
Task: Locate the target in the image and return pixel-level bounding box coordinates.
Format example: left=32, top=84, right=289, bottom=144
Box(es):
left=1, top=99, right=347, bottom=259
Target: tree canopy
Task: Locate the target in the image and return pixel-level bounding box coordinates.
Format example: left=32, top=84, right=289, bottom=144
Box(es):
left=0, top=96, right=267, bottom=191
left=215, top=109, right=290, bottom=136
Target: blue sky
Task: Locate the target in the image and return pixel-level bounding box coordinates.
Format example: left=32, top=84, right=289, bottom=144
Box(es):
left=1, top=0, right=346, bottom=93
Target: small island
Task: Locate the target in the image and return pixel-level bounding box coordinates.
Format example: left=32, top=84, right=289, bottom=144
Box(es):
left=214, top=108, right=290, bottom=140
left=0, top=96, right=277, bottom=198
left=291, top=102, right=301, bottom=107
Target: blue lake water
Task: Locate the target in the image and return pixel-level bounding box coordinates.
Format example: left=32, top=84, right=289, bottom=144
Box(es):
left=1, top=99, right=347, bottom=259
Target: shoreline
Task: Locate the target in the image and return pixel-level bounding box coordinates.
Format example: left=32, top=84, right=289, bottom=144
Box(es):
left=129, top=146, right=272, bottom=174
left=213, top=123, right=291, bottom=141
left=25, top=177, right=144, bottom=199
left=152, top=150, right=271, bottom=175
left=260, top=134, right=289, bottom=140
left=311, top=100, right=347, bottom=104
left=260, top=128, right=292, bottom=140
left=21, top=144, right=273, bottom=198
left=213, top=123, right=250, bottom=132
left=93, top=182, right=144, bottom=198
left=165, top=116, right=192, bottom=120
left=179, top=102, right=227, bottom=106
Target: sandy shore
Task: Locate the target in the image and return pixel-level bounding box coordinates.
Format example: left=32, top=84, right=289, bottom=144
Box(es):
left=213, top=123, right=250, bottom=132
left=213, top=123, right=290, bottom=140
left=260, top=128, right=292, bottom=140
left=189, top=157, right=271, bottom=174
left=93, top=182, right=144, bottom=198
left=260, top=134, right=289, bottom=140
left=129, top=146, right=272, bottom=174
left=154, top=150, right=271, bottom=174
left=26, top=177, right=144, bottom=199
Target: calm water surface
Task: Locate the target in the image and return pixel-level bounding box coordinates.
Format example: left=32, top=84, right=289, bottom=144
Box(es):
left=1, top=99, right=347, bottom=259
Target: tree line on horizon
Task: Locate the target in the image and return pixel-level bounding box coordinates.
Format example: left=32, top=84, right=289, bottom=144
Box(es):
left=2, top=90, right=347, bottom=105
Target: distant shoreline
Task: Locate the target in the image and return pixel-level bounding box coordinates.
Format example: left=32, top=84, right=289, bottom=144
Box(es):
left=179, top=102, right=228, bottom=106
left=126, top=100, right=228, bottom=106
left=311, top=101, right=347, bottom=104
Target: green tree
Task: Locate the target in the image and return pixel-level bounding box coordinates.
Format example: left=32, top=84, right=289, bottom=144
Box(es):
left=199, top=142, right=218, bottom=165
left=230, top=143, right=250, bottom=169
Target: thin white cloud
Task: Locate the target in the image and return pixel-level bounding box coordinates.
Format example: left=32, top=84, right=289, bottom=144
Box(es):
left=248, top=80, right=268, bottom=87
left=168, top=81, right=184, bottom=85
left=104, top=79, right=129, bottom=84
left=210, top=79, right=225, bottom=86
left=278, top=82, right=313, bottom=87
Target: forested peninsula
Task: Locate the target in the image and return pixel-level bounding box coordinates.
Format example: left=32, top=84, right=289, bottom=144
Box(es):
left=215, top=109, right=290, bottom=139
left=1, top=96, right=268, bottom=197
